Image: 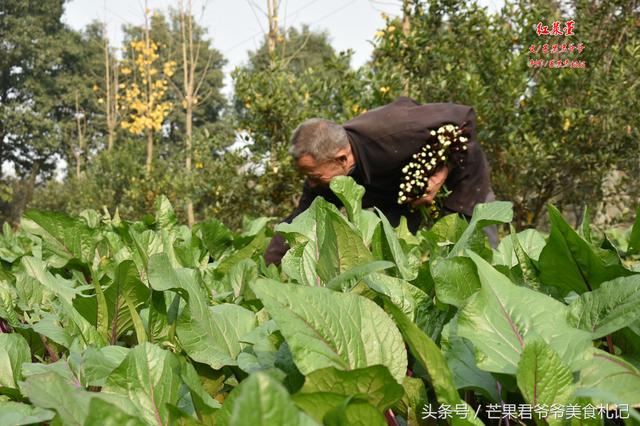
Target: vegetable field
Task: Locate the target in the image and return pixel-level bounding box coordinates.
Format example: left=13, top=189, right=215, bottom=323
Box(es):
left=1, top=176, right=639, bottom=425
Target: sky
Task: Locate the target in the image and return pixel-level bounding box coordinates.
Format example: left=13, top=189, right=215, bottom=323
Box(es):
left=62, top=0, right=503, bottom=97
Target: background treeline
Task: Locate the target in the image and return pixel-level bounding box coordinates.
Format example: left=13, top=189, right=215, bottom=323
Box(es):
left=1, top=0, right=638, bottom=231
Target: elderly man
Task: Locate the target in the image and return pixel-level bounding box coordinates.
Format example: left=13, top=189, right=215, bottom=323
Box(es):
left=264, top=96, right=496, bottom=266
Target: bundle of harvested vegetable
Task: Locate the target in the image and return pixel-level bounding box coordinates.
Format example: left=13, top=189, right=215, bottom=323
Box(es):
left=397, top=123, right=469, bottom=219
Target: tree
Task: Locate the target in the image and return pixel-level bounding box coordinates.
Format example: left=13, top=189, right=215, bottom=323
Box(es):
left=31, top=5, right=230, bottom=228
left=121, top=10, right=227, bottom=149
left=119, top=6, right=176, bottom=175
left=101, top=22, right=120, bottom=152
left=0, top=0, right=103, bottom=223
left=173, top=0, right=227, bottom=226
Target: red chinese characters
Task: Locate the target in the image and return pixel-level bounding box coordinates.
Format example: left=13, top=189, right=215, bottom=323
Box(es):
left=528, top=59, right=586, bottom=69
left=529, top=19, right=585, bottom=69
left=527, top=43, right=585, bottom=55
left=536, top=20, right=575, bottom=36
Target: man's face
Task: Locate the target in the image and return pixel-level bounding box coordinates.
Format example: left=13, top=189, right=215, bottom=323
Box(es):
left=296, top=148, right=351, bottom=188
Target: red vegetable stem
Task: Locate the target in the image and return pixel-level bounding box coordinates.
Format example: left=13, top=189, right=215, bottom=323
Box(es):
left=39, top=334, right=59, bottom=362
left=606, top=334, right=614, bottom=354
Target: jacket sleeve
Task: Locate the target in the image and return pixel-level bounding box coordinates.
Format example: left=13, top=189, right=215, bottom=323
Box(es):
left=264, top=180, right=319, bottom=266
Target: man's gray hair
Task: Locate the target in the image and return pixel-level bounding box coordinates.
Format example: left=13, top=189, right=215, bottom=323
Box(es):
left=289, top=118, right=350, bottom=163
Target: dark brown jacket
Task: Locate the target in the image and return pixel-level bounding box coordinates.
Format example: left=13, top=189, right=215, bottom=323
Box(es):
left=264, top=97, right=492, bottom=265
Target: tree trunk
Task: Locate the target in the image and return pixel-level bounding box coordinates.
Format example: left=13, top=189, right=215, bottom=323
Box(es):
left=267, top=0, right=278, bottom=60
left=181, top=0, right=196, bottom=227
left=74, top=151, right=81, bottom=179
left=0, top=127, right=5, bottom=181
left=11, top=160, right=41, bottom=224
left=146, top=129, right=153, bottom=175
left=402, top=0, right=411, bottom=96
left=144, top=1, right=153, bottom=175
left=74, top=91, right=85, bottom=178
left=104, top=21, right=114, bottom=151
left=186, top=106, right=194, bottom=226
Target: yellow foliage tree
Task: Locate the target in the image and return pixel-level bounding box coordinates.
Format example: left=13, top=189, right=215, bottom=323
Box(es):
left=119, top=18, right=175, bottom=174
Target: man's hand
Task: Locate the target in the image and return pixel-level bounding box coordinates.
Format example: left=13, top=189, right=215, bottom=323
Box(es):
left=410, top=164, right=449, bottom=208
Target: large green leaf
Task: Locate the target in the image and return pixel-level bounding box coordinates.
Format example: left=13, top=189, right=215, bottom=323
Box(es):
left=400, top=376, right=429, bottom=426
left=325, top=260, right=394, bottom=291
left=237, top=320, right=280, bottom=374
left=32, top=313, right=74, bottom=349
left=21, top=209, right=100, bottom=266
left=128, top=228, right=165, bottom=275
left=329, top=176, right=380, bottom=245
left=292, top=392, right=346, bottom=422
left=493, top=228, right=546, bottom=267
left=431, top=256, right=480, bottom=307
left=20, top=371, right=138, bottom=425
left=383, top=301, right=483, bottom=426
left=539, top=205, right=635, bottom=295
left=223, top=258, right=258, bottom=299
left=323, top=398, right=386, bottom=426
left=240, top=217, right=270, bottom=238
left=567, top=275, right=640, bottom=338
left=89, top=268, right=109, bottom=341
left=279, top=198, right=380, bottom=286
left=35, top=298, right=107, bottom=350
left=216, top=372, right=317, bottom=426
left=251, top=279, right=407, bottom=382
left=154, top=195, right=177, bottom=230
left=0, top=401, right=55, bottom=425
left=440, top=318, right=500, bottom=402
left=457, top=251, right=593, bottom=374
left=84, top=399, right=146, bottom=426
left=362, top=272, right=418, bottom=320
left=216, top=230, right=266, bottom=274
left=10, top=265, right=54, bottom=310
left=102, top=342, right=184, bottom=425
left=428, top=212, right=469, bottom=246
left=0, top=281, right=20, bottom=328
left=578, top=205, right=593, bottom=243
left=329, top=176, right=364, bottom=225
left=509, top=225, right=542, bottom=290
left=394, top=216, right=420, bottom=246
left=449, top=201, right=513, bottom=257
left=0, top=333, right=31, bottom=389
left=275, top=198, right=325, bottom=243
left=574, top=348, right=640, bottom=406
left=148, top=253, right=209, bottom=320
left=21, top=256, right=81, bottom=303
left=297, top=366, right=404, bottom=411
left=372, top=207, right=418, bottom=281
left=294, top=392, right=385, bottom=426
left=516, top=338, right=574, bottom=408
left=627, top=205, right=640, bottom=255
left=364, top=272, right=448, bottom=341
left=197, top=218, right=234, bottom=260
left=177, top=303, right=257, bottom=369
left=68, top=345, right=130, bottom=387
left=104, top=260, right=150, bottom=344
left=316, top=207, right=374, bottom=283
left=179, top=360, right=222, bottom=419
left=157, top=229, right=190, bottom=270
left=281, top=242, right=319, bottom=287
left=20, top=372, right=89, bottom=424
left=63, top=297, right=108, bottom=348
